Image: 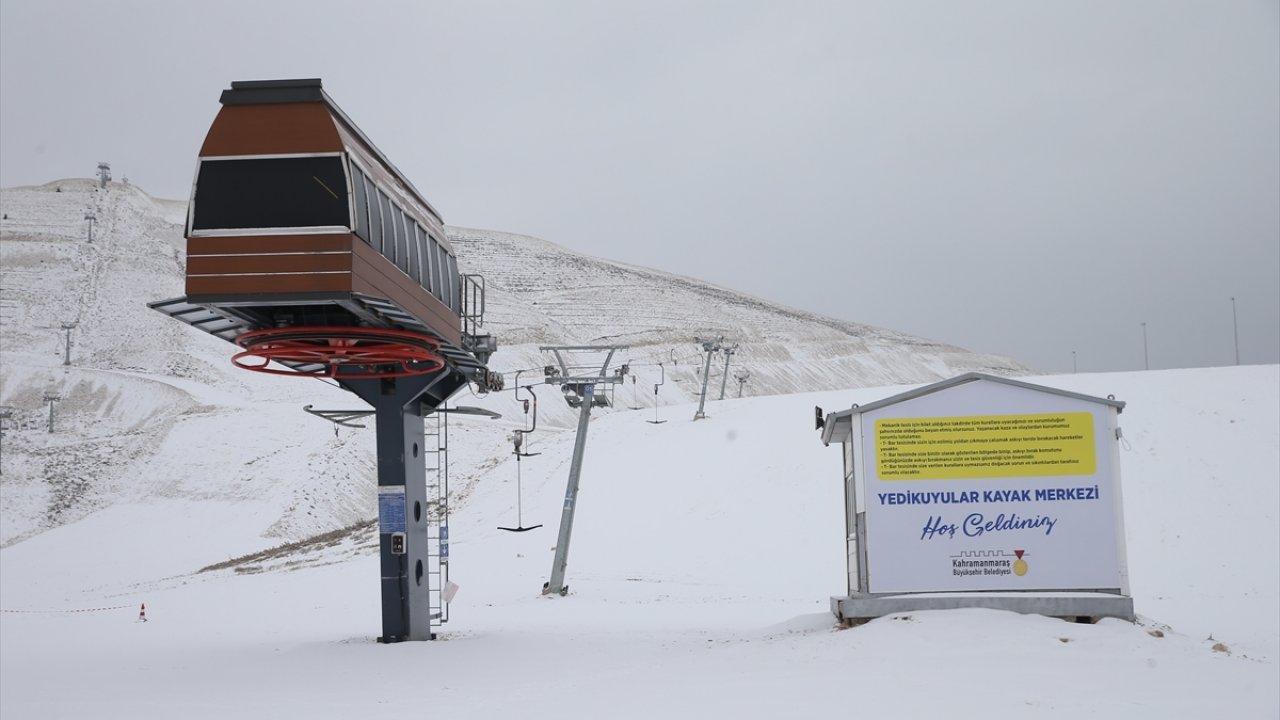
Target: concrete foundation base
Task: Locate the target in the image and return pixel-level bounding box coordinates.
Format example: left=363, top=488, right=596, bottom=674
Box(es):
left=832, top=592, right=1135, bottom=624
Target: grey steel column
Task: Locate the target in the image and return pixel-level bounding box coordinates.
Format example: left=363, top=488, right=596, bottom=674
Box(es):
left=544, top=384, right=595, bottom=596
left=694, top=349, right=715, bottom=420
left=342, top=373, right=448, bottom=642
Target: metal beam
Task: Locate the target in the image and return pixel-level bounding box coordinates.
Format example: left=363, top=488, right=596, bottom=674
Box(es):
left=543, top=383, right=596, bottom=596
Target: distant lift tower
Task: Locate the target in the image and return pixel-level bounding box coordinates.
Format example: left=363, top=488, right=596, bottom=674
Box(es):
left=61, top=322, right=77, bottom=366
left=539, top=345, right=628, bottom=596
left=717, top=343, right=739, bottom=400
left=96, top=163, right=111, bottom=188
left=0, top=407, right=13, bottom=475
left=693, top=336, right=725, bottom=420
left=43, top=392, right=60, bottom=433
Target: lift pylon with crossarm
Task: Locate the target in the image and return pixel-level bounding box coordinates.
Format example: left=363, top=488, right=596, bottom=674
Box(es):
left=538, top=345, right=628, bottom=597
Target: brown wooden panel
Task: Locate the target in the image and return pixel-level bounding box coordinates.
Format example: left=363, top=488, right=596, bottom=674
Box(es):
left=189, top=253, right=352, bottom=275
left=350, top=241, right=461, bottom=345
left=187, top=273, right=353, bottom=296
left=187, top=235, right=354, bottom=255
left=199, top=104, right=342, bottom=157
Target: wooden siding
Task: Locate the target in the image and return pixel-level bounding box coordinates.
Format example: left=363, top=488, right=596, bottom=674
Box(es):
left=200, top=104, right=343, bottom=157
left=187, top=272, right=353, bottom=296
left=188, top=235, right=351, bottom=255
left=185, top=233, right=461, bottom=344
left=189, top=253, right=351, bottom=275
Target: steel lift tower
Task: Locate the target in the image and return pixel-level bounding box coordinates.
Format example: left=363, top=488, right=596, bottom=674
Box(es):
left=539, top=345, right=628, bottom=596
left=149, top=78, right=502, bottom=643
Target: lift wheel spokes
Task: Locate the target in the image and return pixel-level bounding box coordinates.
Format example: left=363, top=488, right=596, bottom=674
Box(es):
left=232, top=326, right=446, bottom=378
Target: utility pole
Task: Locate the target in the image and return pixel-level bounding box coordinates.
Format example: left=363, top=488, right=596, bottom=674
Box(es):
left=43, top=393, right=60, bottom=433
left=1072, top=351, right=1077, bottom=374
left=1141, top=322, right=1149, bottom=371
left=61, top=322, right=77, bottom=366
left=1231, top=297, right=1240, bottom=365
left=717, top=344, right=738, bottom=400
left=539, top=345, right=628, bottom=597
left=97, top=163, right=111, bottom=189
left=84, top=213, right=96, bottom=242
left=735, top=370, right=750, bottom=398
left=693, top=336, right=723, bottom=420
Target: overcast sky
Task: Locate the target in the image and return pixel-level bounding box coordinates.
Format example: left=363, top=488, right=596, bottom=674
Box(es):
left=2, top=0, right=1277, bottom=373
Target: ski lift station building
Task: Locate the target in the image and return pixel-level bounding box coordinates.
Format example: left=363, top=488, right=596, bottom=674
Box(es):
left=818, top=373, right=1135, bottom=624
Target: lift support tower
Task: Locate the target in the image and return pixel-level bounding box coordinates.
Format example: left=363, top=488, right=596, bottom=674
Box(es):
left=539, top=345, right=628, bottom=596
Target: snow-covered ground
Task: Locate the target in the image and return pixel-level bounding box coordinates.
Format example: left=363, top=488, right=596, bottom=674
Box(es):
left=0, top=366, right=1276, bottom=719
left=1, top=181, right=1277, bottom=717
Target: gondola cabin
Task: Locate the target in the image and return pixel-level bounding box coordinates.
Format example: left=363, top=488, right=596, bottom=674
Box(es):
left=151, top=79, right=498, bottom=387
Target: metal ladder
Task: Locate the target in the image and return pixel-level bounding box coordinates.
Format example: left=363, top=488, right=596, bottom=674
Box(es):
left=424, top=408, right=452, bottom=627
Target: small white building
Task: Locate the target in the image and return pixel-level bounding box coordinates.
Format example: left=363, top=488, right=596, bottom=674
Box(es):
left=819, top=373, right=1134, bottom=623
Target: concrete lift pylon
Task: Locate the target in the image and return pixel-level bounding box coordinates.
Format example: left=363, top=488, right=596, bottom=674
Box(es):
left=539, top=345, right=628, bottom=597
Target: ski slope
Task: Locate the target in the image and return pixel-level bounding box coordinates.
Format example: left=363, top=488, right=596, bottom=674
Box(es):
left=1, top=180, right=1277, bottom=718
left=1, top=366, right=1276, bottom=719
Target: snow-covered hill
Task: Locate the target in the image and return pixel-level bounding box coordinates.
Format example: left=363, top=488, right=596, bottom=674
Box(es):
left=0, top=179, right=1024, bottom=545
left=449, top=225, right=1027, bottom=399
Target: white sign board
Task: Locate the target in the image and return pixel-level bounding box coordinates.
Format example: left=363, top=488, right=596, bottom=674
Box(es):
left=859, top=379, right=1122, bottom=594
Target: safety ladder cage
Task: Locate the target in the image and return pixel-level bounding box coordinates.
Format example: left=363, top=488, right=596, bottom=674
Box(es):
left=424, top=408, right=452, bottom=626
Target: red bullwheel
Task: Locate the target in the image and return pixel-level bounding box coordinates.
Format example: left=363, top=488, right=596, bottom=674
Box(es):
left=232, top=326, right=446, bottom=378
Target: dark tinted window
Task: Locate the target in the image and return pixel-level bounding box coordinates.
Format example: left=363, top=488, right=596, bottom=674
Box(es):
left=351, top=164, right=370, bottom=241
left=386, top=200, right=401, bottom=264
left=377, top=190, right=393, bottom=256
left=407, top=223, right=421, bottom=282
left=395, top=209, right=410, bottom=273
left=192, top=156, right=349, bottom=230
left=420, top=228, right=435, bottom=293
left=430, top=237, right=445, bottom=301
left=446, top=253, right=459, bottom=311
left=367, top=179, right=383, bottom=252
